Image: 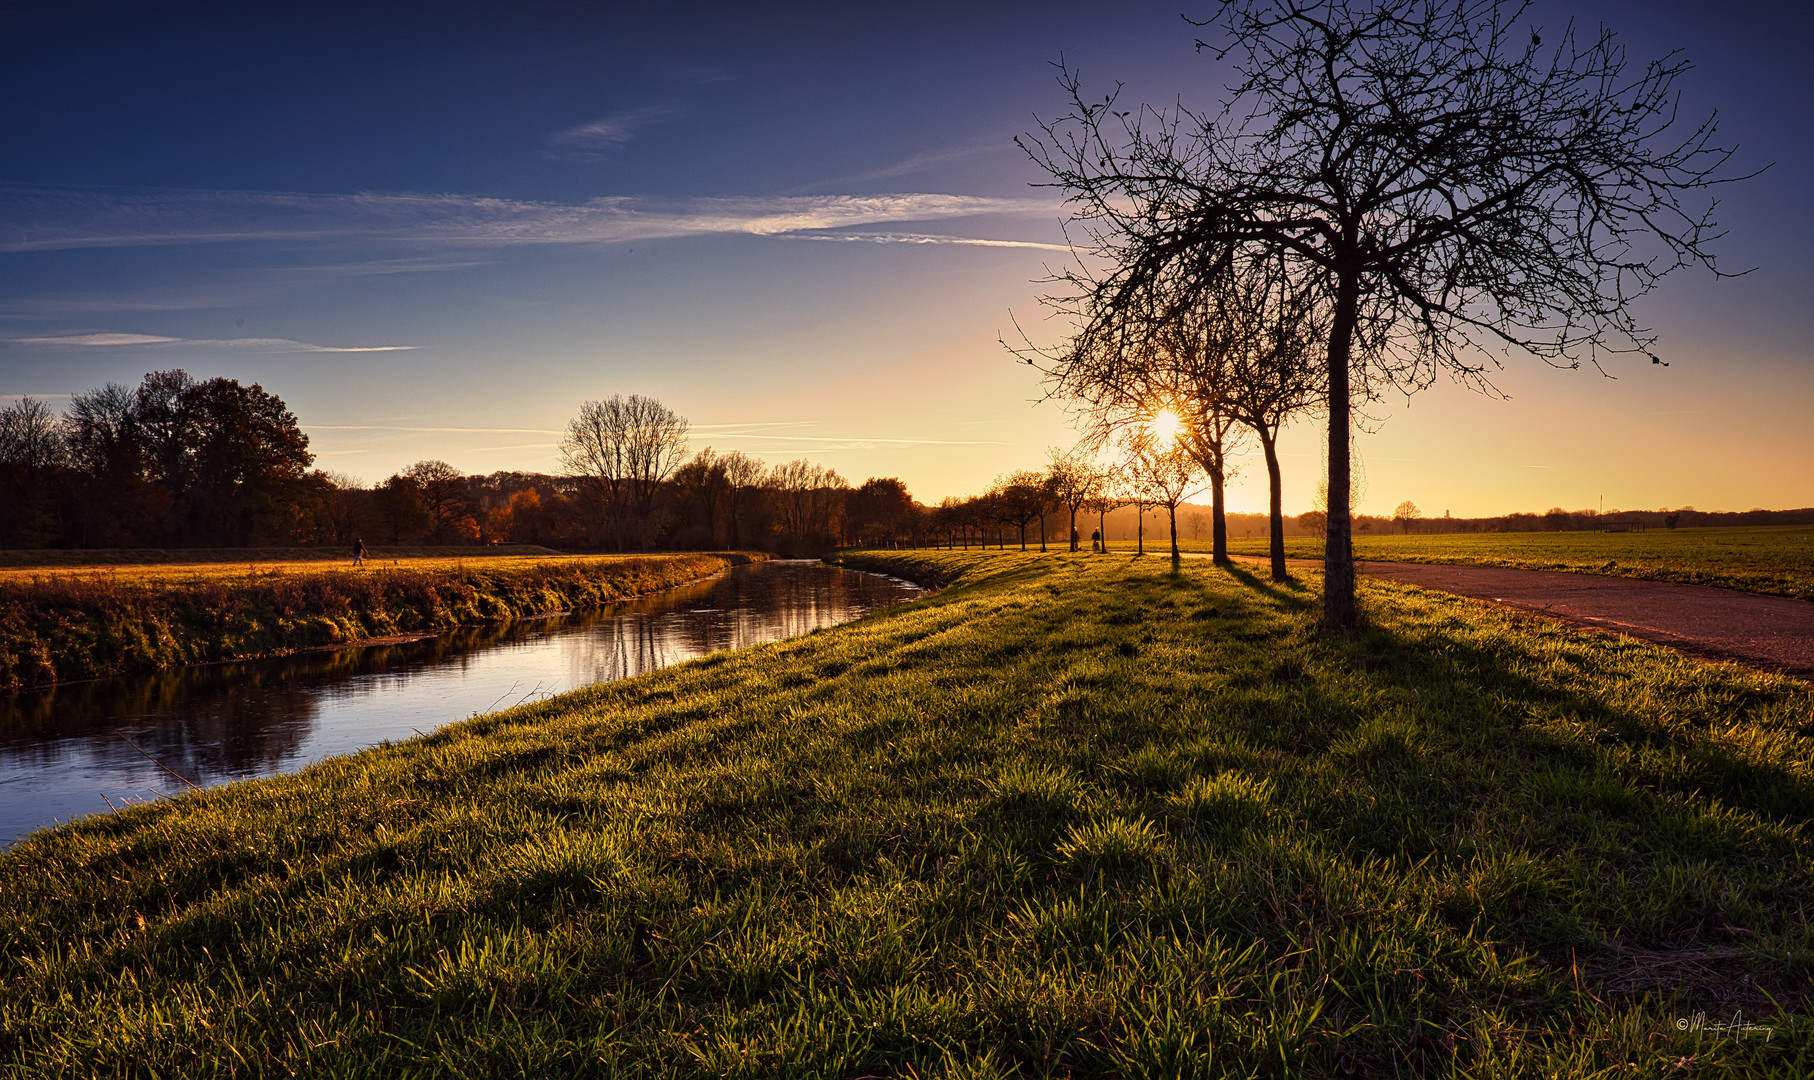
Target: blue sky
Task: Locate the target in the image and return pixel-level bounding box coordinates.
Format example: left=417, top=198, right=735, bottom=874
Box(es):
left=3, top=0, right=1809, bottom=516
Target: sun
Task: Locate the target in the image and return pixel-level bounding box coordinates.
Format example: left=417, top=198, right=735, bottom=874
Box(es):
left=1149, top=408, right=1184, bottom=443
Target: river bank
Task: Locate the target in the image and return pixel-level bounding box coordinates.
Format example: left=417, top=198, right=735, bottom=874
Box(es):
left=2, top=549, right=1807, bottom=1075
left=0, top=552, right=765, bottom=691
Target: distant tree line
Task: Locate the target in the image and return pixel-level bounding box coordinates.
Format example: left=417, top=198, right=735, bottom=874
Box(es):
left=0, top=372, right=318, bottom=548
left=0, top=383, right=933, bottom=554
left=1344, top=505, right=1814, bottom=536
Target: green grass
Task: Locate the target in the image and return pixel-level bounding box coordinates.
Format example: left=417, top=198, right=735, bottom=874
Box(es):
left=1211, top=525, right=1814, bottom=601
left=0, top=553, right=753, bottom=691
left=2, top=549, right=1810, bottom=1077
left=0, top=544, right=567, bottom=569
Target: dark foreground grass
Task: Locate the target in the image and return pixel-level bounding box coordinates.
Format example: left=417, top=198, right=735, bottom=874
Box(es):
left=1216, top=525, right=1814, bottom=601
left=2, top=551, right=1810, bottom=1077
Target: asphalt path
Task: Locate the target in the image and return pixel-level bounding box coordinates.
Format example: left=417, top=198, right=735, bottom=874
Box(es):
left=1217, top=554, right=1814, bottom=679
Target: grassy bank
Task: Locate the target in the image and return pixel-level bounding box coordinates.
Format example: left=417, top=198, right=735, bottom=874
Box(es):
left=1212, top=525, right=1814, bottom=601
left=3, top=549, right=1808, bottom=1076
left=0, top=553, right=758, bottom=691
left=0, top=544, right=566, bottom=569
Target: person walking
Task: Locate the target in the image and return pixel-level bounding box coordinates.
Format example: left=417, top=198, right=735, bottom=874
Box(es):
left=353, top=536, right=366, bottom=567
left=1091, top=528, right=1101, bottom=553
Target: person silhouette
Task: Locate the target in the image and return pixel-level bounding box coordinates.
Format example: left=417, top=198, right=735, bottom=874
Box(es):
left=353, top=536, right=366, bottom=567
left=1091, top=528, right=1101, bottom=553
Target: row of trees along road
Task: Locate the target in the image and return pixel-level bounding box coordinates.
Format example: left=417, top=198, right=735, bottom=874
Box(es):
left=1019, top=0, right=1748, bottom=628
left=921, top=444, right=1208, bottom=560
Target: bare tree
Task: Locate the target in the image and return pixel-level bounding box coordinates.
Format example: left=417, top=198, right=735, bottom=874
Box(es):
left=1209, top=251, right=1326, bottom=579
left=1103, top=463, right=1157, bottom=555
left=674, top=447, right=729, bottom=547
left=719, top=450, right=766, bottom=550
left=1393, top=500, right=1422, bottom=535
left=1046, top=448, right=1105, bottom=552
left=0, top=397, right=68, bottom=548
left=770, top=459, right=847, bottom=548
left=1023, top=0, right=1752, bottom=628
left=974, top=488, right=1006, bottom=549
left=1017, top=267, right=1248, bottom=565
left=560, top=394, right=690, bottom=549
left=1173, top=384, right=1242, bottom=565
left=1084, top=481, right=1125, bottom=553
left=992, top=470, right=1050, bottom=551
left=1122, top=427, right=1205, bottom=560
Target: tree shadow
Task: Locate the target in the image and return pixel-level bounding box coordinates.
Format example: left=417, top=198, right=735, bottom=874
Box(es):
left=1222, top=561, right=1314, bottom=611
left=1294, top=602, right=1814, bottom=1006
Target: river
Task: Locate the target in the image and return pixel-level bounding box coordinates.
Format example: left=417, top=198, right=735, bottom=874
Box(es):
left=0, top=559, right=924, bottom=848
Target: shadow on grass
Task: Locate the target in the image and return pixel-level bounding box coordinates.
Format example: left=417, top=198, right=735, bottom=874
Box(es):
left=1223, top=561, right=1315, bottom=611
left=1294, top=585, right=1814, bottom=1007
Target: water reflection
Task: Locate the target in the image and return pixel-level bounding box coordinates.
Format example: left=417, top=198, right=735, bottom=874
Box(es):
left=0, top=561, right=922, bottom=847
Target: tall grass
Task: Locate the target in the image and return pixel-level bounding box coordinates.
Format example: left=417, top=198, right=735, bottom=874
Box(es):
left=0, top=554, right=753, bottom=690
left=1, top=550, right=1808, bottom=1076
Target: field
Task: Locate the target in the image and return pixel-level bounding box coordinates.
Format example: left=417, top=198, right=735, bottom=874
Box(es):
left=0, top=543, right=566, bottom=576
left=1200, top=525, right=1814, bottom=601
left=3, top=549, right=1808, bottom=1076
left=0, top=551, right=750, bottom=691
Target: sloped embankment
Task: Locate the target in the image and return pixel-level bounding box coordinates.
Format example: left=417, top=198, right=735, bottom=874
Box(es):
left=3, top=550, right=1808, bottom=1074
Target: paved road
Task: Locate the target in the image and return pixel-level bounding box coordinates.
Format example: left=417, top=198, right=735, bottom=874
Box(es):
left=1222, top=555, right=1814, bottom=679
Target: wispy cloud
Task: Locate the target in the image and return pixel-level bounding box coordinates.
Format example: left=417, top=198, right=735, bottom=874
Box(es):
left=0, top=255, right=487, bottom=319
left=700, top=432, right=1009, bottom=447
left=0, top=184, right=1058, bottom=253
left=790, top=138, right=1005, bottom=192
left=681, top=420, right=1009, bottom=449
left=304, top=425, right=561, bottom=434
left=550, top=106, right=680, bottom=152
left=10, top=333, right=415, bottom=352
left=465, top=442, right=561, bottom=453
left=788, top=231, right=1070, bottom=252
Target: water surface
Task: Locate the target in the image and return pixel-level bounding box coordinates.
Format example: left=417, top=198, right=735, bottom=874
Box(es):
left=0, top=560, right=923, bottom=847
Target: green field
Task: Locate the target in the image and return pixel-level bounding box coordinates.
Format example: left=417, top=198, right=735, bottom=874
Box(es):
left=3, top=550, right=1807, bottom=1076
left=1203, top=525, right=1814, bottom=600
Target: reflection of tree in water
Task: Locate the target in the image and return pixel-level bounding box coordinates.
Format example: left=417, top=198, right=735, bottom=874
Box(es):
left=0, top=619, right=534, bottom=781
left=1, top=561, right=921, bottom=813
left=564, top=563, right=921, bottom=685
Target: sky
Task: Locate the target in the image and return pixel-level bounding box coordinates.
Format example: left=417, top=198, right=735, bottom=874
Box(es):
left=3, top=0, right=1809, bottom=517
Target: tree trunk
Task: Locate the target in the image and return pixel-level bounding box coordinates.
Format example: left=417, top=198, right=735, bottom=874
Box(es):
left=1168, top=503, right=1179, bottom=559
left=1210, top=465, right=1229, bottom=565
left=1019, top=522, right=1027, bottom=550
left=1039, top=512, right=1047, bottom=552
left=1137, top=506, right=1145, bottom=554
left=1261, top=430, right=1286, bottom=581
left=1069, top=506, right=1079, bottom=551
left=1324, top=270, right=1360, bottom=629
